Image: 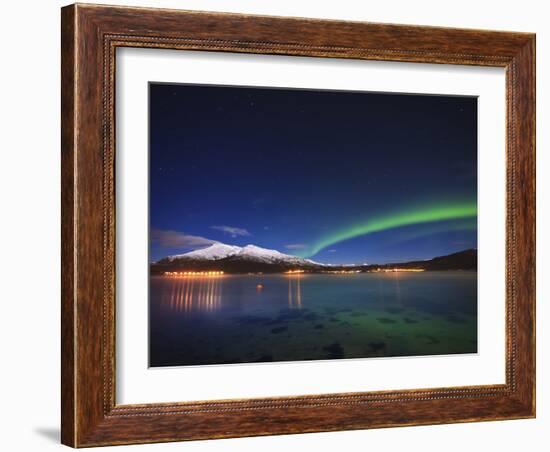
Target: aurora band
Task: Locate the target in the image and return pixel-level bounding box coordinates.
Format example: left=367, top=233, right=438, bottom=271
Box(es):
left=303, top=201, right=477, bottom=258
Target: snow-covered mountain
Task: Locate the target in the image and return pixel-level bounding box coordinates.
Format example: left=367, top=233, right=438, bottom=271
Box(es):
left=152, top=245, right=478, bottom=274
left=162, top=243, right=323, bottom=268
left=167, top=243, right=241, bottom=261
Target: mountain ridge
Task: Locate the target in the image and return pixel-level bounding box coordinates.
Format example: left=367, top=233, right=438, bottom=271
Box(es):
left=152, top=243, right=477, bottom=274
left=160, top=243, right=322, bottom=264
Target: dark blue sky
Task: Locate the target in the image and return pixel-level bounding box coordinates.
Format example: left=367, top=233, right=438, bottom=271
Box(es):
left=149, top=83, right=477, bottom=264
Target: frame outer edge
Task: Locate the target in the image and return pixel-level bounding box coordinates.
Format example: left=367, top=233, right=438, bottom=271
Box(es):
left=514, top=35, right=536, bottom=416
left=61, top=3, right=77, bottom=448
left=531, top=35, right=536, bottom=417
left=60, top=3, right=536, bottom=447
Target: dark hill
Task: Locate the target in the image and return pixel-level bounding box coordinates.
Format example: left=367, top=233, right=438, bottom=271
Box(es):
left=365, top=249, right=477, bottom=271
left=151, top=249, right=477, bottom=275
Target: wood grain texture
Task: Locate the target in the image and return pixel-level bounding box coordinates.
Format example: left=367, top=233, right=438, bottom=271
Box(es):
left=61, top=5, right=76, bottom=446
left=61, top=3, right=536, bottom=447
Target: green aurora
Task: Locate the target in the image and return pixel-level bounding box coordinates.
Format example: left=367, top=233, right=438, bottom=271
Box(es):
left=301, top=201, right=477, bottom=258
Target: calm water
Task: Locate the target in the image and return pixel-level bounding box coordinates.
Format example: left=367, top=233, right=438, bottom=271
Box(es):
left=149, top=272, right=477, bottom=367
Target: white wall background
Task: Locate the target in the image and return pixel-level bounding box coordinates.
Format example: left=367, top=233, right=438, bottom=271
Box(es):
left=0, top=1, right=546, bottom=451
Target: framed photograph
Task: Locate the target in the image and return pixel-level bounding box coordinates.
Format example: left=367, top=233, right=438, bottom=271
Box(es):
left=61, top=3, right=535, bottom=447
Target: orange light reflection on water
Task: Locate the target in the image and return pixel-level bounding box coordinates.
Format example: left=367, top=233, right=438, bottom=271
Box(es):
left=162, top=276, right=222, bottom=312
left=287, top=275, right=302, bottom=309
left=158, top=273, right=306, bottom=313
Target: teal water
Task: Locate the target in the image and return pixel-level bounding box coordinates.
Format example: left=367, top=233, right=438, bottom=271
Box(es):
left=149, top=272, right=477, bottom=367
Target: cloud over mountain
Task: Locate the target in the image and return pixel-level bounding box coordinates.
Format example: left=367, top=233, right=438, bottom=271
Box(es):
left=211, top=225, right=251, bottom=238
left=151, top=229, right=217, bottom=249
left=285, top=244, right=307, bottom=250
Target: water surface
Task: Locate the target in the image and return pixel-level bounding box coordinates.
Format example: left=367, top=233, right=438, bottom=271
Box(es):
left=149, top=272, right=477, bottom=367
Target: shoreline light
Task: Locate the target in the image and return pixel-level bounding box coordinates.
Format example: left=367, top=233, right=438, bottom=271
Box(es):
left=164, top=271, right=224, bottom=277
left=370, top=268, right=425, bottom=273
left=162, top=268, right=426, bottom=277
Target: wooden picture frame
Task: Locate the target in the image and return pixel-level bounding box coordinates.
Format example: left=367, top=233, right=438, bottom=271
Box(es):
left=61, top=3, right=535, bottom=447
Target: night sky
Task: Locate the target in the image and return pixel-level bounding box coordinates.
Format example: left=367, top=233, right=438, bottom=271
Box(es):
left=149, top=83, right=477, bottom=264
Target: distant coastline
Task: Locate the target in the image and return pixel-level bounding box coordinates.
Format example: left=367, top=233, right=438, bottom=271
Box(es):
left=150, top=246, right=477, bottom=275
